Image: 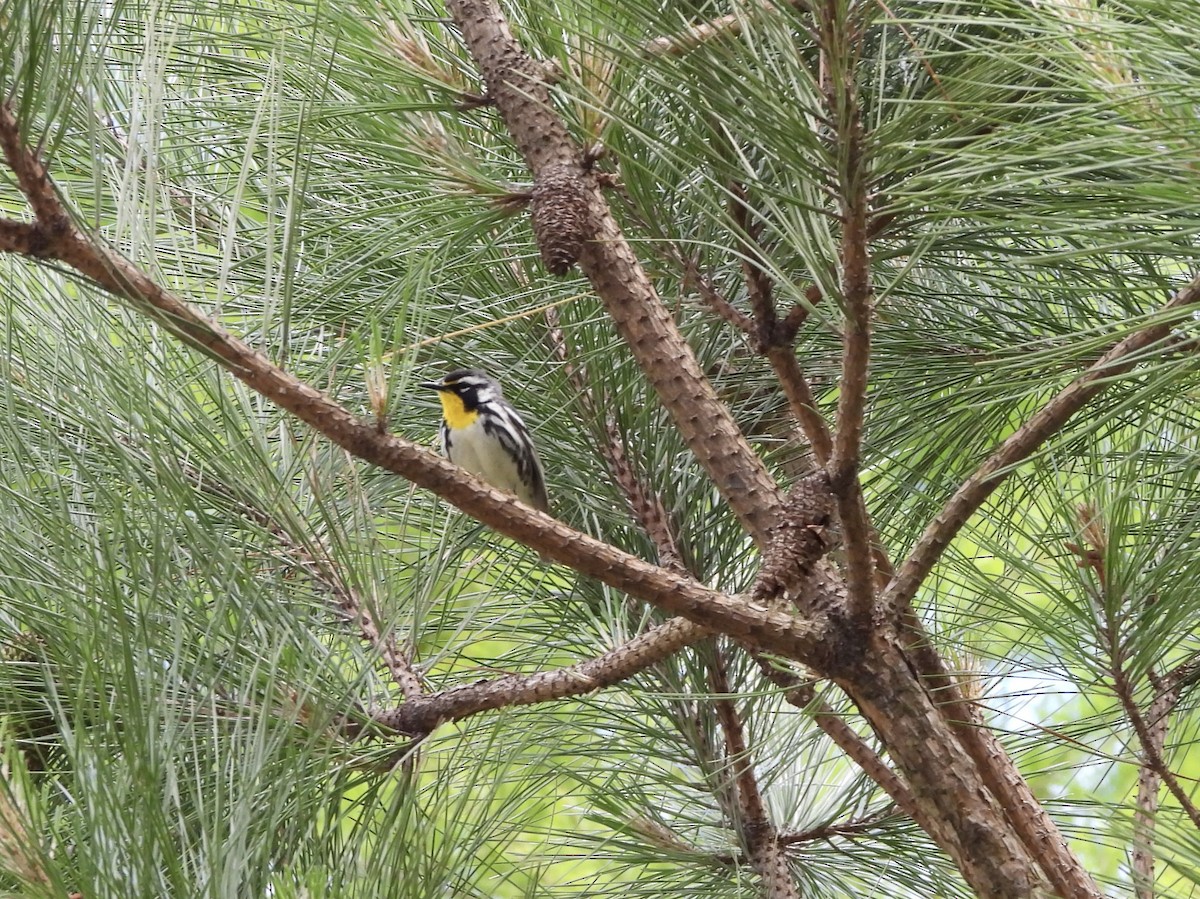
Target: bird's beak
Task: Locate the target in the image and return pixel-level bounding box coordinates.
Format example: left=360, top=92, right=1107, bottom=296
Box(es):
left=419, top=380, right=445, bottom=391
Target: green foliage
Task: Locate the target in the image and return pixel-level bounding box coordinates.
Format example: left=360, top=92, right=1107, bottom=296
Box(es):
left=2, top=0, right=1200, bottom=895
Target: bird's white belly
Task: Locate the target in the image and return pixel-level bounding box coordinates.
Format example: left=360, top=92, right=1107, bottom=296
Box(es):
left=447, top=419, right=525, bottom=497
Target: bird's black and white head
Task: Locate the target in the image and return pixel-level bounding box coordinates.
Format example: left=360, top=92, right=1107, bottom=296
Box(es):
left=419, top=368, right=504, bottom=411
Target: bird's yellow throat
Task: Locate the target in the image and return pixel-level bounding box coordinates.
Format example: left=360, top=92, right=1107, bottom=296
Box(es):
left=436, top=391, right=479, bottom=430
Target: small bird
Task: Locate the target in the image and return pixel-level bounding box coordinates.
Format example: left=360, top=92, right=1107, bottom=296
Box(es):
left=420, top=368, right=550, bottom=513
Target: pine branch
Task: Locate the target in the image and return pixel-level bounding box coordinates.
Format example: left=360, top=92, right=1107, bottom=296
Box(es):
left=442, top=0, right=785, bottom=546
left=777, top=805, right=898, bottom=846
left=753, top=658, right=925, bottom=830
left=170, top=455, right=423, bottom=701
left=544, top=305, right=684, bottom=570
left=0, top=99, right=822, bottom=663
left=374, top=615, right=708, bottom=735
left=1133, top=671, right=1176, bottom=899
left=0, top=219, right=52, bottom=256
left=817, top=0, right=875, bottom=625
left=883, top=273, right=1200, bottom=616
left=891, top=617, right=1102, bottom=899
left=727, top=184, right=836, bottom=465
left=835, top=635, right=1047, bottom=896
left=684, top=254, right=757, bottom=338
left=765, top=344, right=834, bottom=465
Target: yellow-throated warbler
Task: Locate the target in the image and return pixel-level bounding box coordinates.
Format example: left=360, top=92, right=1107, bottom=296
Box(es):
left=421, top=369, right=550, bottom=513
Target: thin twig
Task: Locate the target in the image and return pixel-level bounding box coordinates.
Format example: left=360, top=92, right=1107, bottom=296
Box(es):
left=1133, top=671, right=1175, bottom=899
left=712, top=805, right=899, bottom=865
left=1109, top=646, right=1200, bottom=832
left=710, top=646, right=799, bottom=899
left=1116, top=671, right=1200, bottom=827
left=725, top=185, right=838, bottom=475
left=683, top=255, right=756, bottom=336
left=777, top=805, right=898, bottom=846
left=765, top=345, right=834, bottom=464
left=753, top=657, right=928, bottom=835
left=174, top=457, right=423, bottom=700
left=544, top=304, right=684, bottom=570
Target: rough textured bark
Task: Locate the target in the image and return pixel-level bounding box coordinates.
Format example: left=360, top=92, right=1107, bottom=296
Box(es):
left=835, top=634, right=1047, bottom=899
left=898, top=618, right=1103, bottom=899
left=819, top=0, right=876, bottom=626
left=378, top=616, right=709, bottom=734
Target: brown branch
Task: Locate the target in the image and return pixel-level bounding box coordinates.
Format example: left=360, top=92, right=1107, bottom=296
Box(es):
left=779, top=297, right=815, bottom=343
left=692, top=205, right=895, bottom=589
left=1133, top=672, right=1175, bottom=899
left=883, top=273, right=1200, bottom=616
left=0, top=219, right=55, bottom=257
left=709, top=647, right=798, bottom=899
left=683, top=248, right=836, bottom=472
left=0, top=99, right=821, bottom=663
left=834, top=634, right=1050, bottom=897
left=886, top=514, right=1093, bottom=897
left=0, top=110, right=66, bottom=228
left=818, top=2, right=875, bottom=626
left=544, top=305, right=684, bottom=570
left=765, top=345, right=834, bottom=465
left=442, top=0, right=785, bottom=546
left=768, top=634, right=1090, bottom=899
left=704, top=175, right=1068, bottom=891
left=891, top=620, right=1102, bottom=899
left=727, top=174, right=878, bottom=626
left=375, top=615, right=709, bottom=734
left=725, top=188, right=836, bottom=467
left=1109, top=648, right=1200, bottom=833
left=684, top=256, right=756, bottom=336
